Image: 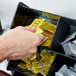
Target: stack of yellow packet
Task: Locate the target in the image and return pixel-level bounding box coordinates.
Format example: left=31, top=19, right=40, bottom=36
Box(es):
left=32, top=50, right=56, bottom=76
left=25, top=18, right=56, bottom=47
left=17, top=50, right=56, bottom=76
left=17, top=52, right=39, bottom=75
left=40, top=21, right=56, bottom=47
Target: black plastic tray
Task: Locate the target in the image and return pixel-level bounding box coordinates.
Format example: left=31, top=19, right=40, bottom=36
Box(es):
left=7, top=2, right=76, bottom=76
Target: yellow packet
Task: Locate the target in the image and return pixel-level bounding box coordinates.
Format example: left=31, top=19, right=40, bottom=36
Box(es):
left=40, top=21, right=56, bottom=34
left=31, top=52, right=40, bottom=62
left=17, top=62, right=27, bottom=70
left=24, top=71, right=33, bottom=75
left=48, top=61, right=53, bottom=68
left=41, top=30, right=53, bottom=47
left=40, top=57, right=53, bottom=68
left=42, top=12, right=59, bottom=19
left=23, top=58, right=31, bottom=64
left=30, top=18, right=45, bottom=27
left=41, top=53, right=56, bottom=62
left=41, top=67, right=49, bottom=76
left=41, top=70, right=49, bottom=76
left=22, top=52, right=39, bottom=64
left=41, top=36, right=52, bottom=47
left=32, top=58, right=48, bottom=68
left=26, top=64, right=34, bottom=73
left=25, top=18, right=45, bottom=34
left=40, top=50, right=56, bottom=62
left=30, top=52, right=37, bottom=61
left=43, top=30, right=54, bottom=37
left=32, top=67, right=40, bottom=74
left=29, top=74, right=37, bottom=76
left=40, top=50, right=50, bottom=57
left=30, top=18, right=45, bottom=34
left=32, top=67, right=47, bottom=74
left=31, top=57, right=39, bottom=62
left=32, top=66, right=49, bottom=75
left=26, top=64, right=33, bottom=70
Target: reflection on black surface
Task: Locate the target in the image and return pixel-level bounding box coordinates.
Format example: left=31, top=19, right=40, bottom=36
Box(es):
left=11, top=3, right=59, bottom=28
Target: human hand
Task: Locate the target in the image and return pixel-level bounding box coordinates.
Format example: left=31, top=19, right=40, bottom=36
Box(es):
left=0, top=26, right=44, bottom=62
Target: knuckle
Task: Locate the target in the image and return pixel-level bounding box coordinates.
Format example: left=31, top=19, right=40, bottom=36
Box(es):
left=35, top=37, right=41, bottom=45
left=28, top=54, right=32, bottom=58
left=31, top=48, right=37, bottom=53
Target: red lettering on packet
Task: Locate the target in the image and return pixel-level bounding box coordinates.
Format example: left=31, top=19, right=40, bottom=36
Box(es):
left=32, top=25, right=38, bottom=27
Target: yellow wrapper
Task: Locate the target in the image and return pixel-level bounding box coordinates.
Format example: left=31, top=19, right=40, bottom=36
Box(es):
left=30, top=52, right=37, bottom=61
left=26, top=64, right=33, bottom=70
left=17, top=62, right=27, bottom=70
left=40, top=58, right=53, bottom=68
left=30, top=18, right=45, bottom=26
left=32, top=66, right=49, bottom=75
left=48, top=61, right=53, bottom=68
left=29, top=74, right=37, bottom=76
left=22, top=52, right=39, bottom=64
left=40, top=21, right=56, bottom=34
left=40, top=50, right=56, bottom=62
left=42, top=12, right=59, bottom=19
left=23, top=58, right=31, bottom=64
left=31, top=57, right=39, bottom=62
left=41, top=31, right=53, bottom=47
left=32, top=67, right=40, bottom=74
left=41, top=67, right=49, bottom=76
left=35, top=28, right=43, bottom=34
left=24, top=71, right=33, bottom=75
left=43, top=30, right=54, bottom=36
left=32, top=58, right=48, bottom=68
left=41, top=69, right=49, bottom=76
left=41, top=36, right=52, bottom=47
left=26, top=64, right=34, bottom=73
left=30, top=18, right=45, bottom=34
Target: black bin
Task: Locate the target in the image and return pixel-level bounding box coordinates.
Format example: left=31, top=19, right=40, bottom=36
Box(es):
left=7, top=2, right=76, bottom=76
left=47, top=54, right=76, bottom=76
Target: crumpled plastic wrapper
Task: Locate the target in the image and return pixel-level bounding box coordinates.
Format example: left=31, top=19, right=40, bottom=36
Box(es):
left=61, top=32, right=76, bottom=57
left=0, top=60, right=12, bottom=75
left=55, top=64, right=76, bottom=76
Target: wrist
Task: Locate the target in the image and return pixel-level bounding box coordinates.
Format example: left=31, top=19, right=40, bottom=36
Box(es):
left=0, top=35, right=9, bottom=62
